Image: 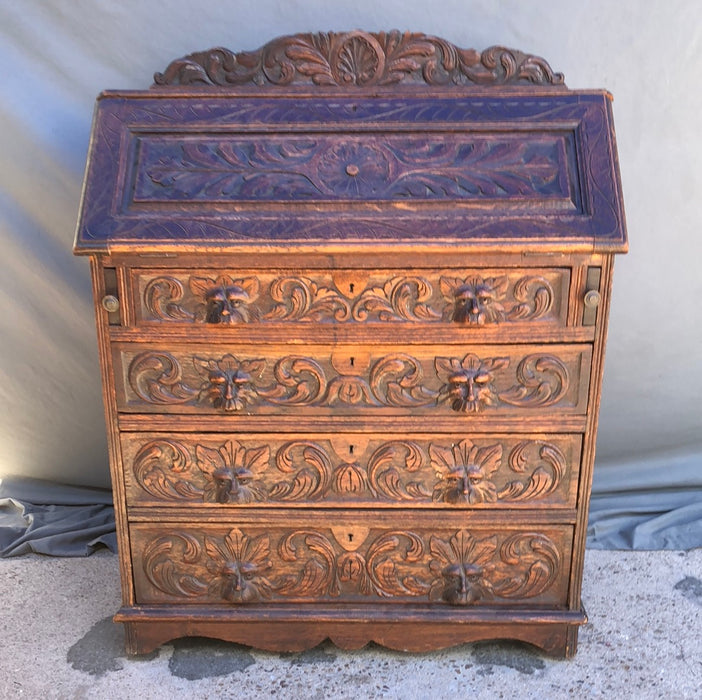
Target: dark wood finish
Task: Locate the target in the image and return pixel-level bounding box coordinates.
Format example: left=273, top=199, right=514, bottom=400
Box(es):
left=74, top=31, right=627, bottom=658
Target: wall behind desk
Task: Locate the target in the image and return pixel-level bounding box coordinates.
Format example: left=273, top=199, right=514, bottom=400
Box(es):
left=1, top=1, right=700, bottom=494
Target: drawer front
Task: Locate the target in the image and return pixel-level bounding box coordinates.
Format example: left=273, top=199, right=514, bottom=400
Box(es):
left=132, top=267, right=570, bottom=330
left=131, top=519, right=573, bottom=607
left=114, top=342, right=591, bottom=417
left=121, top=432, right=581, bottom=509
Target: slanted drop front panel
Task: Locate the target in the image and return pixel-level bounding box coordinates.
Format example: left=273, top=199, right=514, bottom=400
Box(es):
left=74, top=91, right=627, bottom=252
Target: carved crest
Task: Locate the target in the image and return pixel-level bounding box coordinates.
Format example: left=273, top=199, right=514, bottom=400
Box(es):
left=153, top=31, right=565, bottom=88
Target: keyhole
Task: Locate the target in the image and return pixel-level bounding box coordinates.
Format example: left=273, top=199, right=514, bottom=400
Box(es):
left=348, top=533, right=354, bottom=543
left=349, top=445, right=355, bottom=455
left=349, top=283, right=355, bottom=294
left=349, top=356, right=355, bottom=368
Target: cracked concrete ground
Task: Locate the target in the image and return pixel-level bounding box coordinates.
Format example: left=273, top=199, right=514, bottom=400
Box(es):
left=1, top=549, right=700, bottom=698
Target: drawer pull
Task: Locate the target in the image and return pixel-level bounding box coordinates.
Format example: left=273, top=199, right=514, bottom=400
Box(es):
left=101, top=295, right=120, bottom=313
left=583, top=289, right=601, bottom=309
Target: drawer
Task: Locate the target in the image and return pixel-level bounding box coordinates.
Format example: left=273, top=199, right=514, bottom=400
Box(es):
left=130, top=267, right=571, bottom=336
left=130, top=518, right=573, bottom=607
left=114, top=342, right=591, bottom=417
left=121, top=432, right=581, bottom=509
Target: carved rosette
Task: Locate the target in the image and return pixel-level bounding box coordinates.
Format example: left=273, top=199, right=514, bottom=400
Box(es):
left=130, top=437, right=567, bottom=506
left=139, top=527, right=562, bottom=605
left=140, top=272, right=556, bottom=325
left=153, top=31, right=565, bottom=88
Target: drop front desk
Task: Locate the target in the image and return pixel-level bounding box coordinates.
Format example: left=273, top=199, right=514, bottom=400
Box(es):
left=74, top=31, right=627, bottom=657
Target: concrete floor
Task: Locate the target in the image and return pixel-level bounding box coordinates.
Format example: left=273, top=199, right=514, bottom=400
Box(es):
left=1, top=549, right=700, bottom=699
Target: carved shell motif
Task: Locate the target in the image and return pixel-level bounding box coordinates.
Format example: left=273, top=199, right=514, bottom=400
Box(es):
left=153, top=31, right=565, bottom=88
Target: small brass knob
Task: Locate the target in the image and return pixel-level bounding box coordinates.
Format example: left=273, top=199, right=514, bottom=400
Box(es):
left=101, top=295, right=120, bottom=313
left=583, top=290, right=601, bottom=309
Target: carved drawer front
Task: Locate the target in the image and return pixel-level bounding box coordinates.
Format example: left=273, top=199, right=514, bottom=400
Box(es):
left=122, top=432, right=581, bottom=509
left=132, top=267, right=570, bottom=332
left=131, top=520, right=573, bottom=607
left=114, top=342, right=591, bottom=417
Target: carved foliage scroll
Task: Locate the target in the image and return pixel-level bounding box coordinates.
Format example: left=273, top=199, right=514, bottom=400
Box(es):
left=138, top=134, right=567, bottom=203
left=140, top=271, right=559, bottom=325
left=153, top=32, right=565, bottom=88
left=139, top=526, right=563, bottom=605
left=129, top=436, right=570, bottom=507
left=125, top=347, right=578, bottom=414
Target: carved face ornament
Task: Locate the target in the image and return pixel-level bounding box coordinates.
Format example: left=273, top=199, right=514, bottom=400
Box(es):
left=435, top=354, right=508, bottom=413
left=429, top=530, right=497, bottom=606
left=205, top=529, right=272, bottom=604
left=189, top=275, right=260, bottom=325
left=431, top=440, right=501, bottom=504
left=194, top=354, right=264, bottom=412
left=205, top=285, right=251, bottom=324
left=196, top=440, right=269, bottom=504
left=454, top=280, right=505, bottom=325
left=441, top=562, right=490, bottom=605
left=440, top=276, right=508, bottom=325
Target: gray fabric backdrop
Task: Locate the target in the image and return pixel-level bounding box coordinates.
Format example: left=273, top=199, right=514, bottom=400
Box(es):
left=1, top=1, right=700, bottom=550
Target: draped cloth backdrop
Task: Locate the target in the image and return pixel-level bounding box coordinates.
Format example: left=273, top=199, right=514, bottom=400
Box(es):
left=1, top=1, right=700, bottom=554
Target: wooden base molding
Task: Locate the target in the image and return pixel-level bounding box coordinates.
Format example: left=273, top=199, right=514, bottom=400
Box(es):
left=116, top=605, right=586, bottom=658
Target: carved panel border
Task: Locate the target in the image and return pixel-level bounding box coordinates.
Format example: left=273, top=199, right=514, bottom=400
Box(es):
left=134, top=525, right=569, bottom=606
left=136, top=268, right=566, bottom=327
left=122, top=434, right=580, bottom=507
left=119, top=345, right=589, bottom=415
left=132, top=132, right=572, bottom=205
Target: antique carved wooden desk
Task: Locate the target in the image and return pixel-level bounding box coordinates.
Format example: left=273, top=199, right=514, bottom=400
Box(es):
left=74, top=31, right=627, bottom=658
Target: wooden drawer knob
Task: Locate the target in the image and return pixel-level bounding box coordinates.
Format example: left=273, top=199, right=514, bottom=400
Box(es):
left=583, top=290, right=601, bottom=309
left=101, top=294, right=120, bottom=313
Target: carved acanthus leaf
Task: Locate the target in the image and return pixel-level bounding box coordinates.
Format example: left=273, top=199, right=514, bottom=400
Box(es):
left=258, top=356, right=327, bottom=405
left=492, top=533, right=560, bottom=599
left=266, top=276, right=351, bottom=322
left=507, top=276, right=554, bottom=321
left=269, top=441, right=332, bottom=501
left=498, top=441, right=565, bottom=501
left=366, top=441, right=429, bottom=500
left=129, top=352, right=198, bottom=405
left=370, top=353, right=437, bottom=407
left=353, top=276, right=440, bottom=322
left=498, top=354, right=569, bottom=407
left=144, top=277, right=193, bottom=321
left=153, top=32, right=565, bottom=88
left=133, top=439, right=202, bottom=501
